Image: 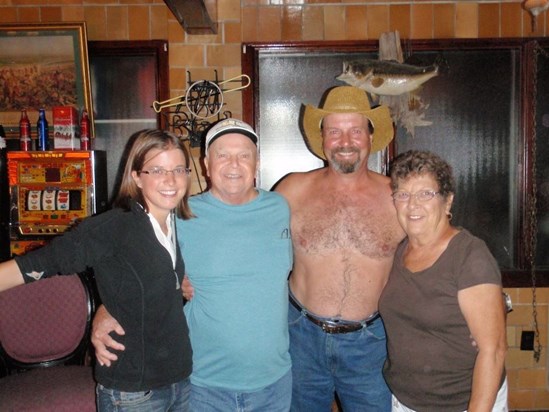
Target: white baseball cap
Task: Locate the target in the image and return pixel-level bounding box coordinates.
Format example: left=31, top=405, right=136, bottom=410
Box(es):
left=205, top=118, right=258, bottom=156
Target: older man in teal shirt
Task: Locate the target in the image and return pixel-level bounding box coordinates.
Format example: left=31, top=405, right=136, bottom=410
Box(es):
left=92, top=119, right=293, bottom=412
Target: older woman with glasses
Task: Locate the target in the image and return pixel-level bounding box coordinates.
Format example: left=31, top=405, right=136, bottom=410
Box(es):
left=379, top=150, right=508, bottom=412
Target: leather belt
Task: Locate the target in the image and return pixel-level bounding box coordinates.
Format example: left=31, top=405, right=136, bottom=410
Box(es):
left=289, top=293, right=380, bottom=334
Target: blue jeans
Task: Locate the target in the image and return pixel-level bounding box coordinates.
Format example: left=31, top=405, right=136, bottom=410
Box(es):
left=96, top=378, right=190, bottom=412
left=190, top=369, right=292, bottom=411
left=288, top=301, right=391, bottom=412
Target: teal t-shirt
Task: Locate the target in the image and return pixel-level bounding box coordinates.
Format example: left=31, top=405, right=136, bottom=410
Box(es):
left=177, top=189, right=293, bottom=391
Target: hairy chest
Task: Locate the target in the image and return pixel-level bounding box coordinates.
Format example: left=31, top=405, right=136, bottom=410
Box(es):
left=291, top=195, right=402, bottom=259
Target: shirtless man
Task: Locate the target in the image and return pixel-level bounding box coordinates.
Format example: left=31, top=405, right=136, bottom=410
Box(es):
left=274, top=86, right=405, bottom=411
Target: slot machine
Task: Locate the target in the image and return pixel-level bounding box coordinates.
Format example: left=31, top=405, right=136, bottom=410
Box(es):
left=7, top=150, right=108, bottom=256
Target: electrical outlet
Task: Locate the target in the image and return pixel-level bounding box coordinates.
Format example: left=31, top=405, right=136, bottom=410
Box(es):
left=520, top=331, right=535, bottom=351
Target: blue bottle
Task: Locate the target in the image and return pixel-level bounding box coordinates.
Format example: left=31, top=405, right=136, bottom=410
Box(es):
left=37, top=109, right=49, bottom=151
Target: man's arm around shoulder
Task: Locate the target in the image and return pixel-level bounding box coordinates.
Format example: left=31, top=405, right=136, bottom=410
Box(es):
left=92, top=304, right=126, bottom=367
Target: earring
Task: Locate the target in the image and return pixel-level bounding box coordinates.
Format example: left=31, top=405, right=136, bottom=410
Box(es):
left=447, top=212, right=453, bottom=221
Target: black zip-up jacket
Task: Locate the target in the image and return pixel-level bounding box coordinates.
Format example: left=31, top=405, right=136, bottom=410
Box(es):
left=15, top=200, right=192, bottom=391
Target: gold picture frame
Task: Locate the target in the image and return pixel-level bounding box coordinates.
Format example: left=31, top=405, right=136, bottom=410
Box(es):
left=0, top=22, right=94, bottom=137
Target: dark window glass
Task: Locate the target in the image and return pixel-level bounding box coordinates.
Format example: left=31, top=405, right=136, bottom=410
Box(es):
left=394, top=50, right=520, bottom=269
left=535, top=47, right=549, bottom=267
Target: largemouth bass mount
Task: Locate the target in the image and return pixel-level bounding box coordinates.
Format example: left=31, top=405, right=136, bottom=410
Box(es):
left=337, top=59, right=439, bottom=97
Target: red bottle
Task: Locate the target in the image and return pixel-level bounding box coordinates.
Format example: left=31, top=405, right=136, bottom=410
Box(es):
left=80, top=109, right=91, bottom=150
left=19, top=109, right=31, bottom=151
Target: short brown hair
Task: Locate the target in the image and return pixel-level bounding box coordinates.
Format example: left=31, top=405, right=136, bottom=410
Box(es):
left=390, top=150, right=455, bottom=198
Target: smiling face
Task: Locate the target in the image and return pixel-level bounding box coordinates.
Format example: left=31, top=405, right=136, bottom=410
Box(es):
left=132, top=147, right=189, bottom=224
left=321, top=112, right=372, bottom=174
left=205, top=133, right=259, bottom=205
left=393, top=173, right=454, bottom=239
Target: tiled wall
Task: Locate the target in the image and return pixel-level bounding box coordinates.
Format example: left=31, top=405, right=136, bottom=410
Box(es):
left=1, top=0, right=548, bottom=408
left=506, top=287, right=549, bottom=408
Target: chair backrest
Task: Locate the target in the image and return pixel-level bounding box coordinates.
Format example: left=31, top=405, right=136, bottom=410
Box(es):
left=0, top=272, right=95, bottom=372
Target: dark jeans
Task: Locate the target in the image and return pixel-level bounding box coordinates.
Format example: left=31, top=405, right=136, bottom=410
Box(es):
left=288, top=302, right=391, bottom=412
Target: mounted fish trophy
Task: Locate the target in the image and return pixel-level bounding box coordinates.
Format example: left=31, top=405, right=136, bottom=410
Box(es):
left=336, top=59, right=439, bottom=97
left=523, top=0, right=549, bottom=32
left=337, top=31, right=442, bottom=137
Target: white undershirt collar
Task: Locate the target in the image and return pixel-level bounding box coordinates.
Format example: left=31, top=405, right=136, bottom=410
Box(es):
left=147, top=212, right=176, bottom=269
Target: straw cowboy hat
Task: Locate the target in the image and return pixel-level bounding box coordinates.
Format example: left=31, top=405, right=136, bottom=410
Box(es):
left=302, top=86, right=395, bottom=160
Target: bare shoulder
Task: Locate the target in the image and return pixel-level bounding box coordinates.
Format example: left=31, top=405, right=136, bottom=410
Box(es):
left=350, top=170, right=391, bottom=200
left=273, top=168, right=325, bottom=200
left=369, top=170, right=392, bottom=188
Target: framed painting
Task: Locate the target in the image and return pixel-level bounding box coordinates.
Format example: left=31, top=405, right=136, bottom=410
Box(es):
left=0, top=22, right=94, bottom=137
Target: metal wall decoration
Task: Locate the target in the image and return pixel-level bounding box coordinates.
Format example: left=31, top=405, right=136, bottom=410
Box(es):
left=152, top=71, right=250, bottom=148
